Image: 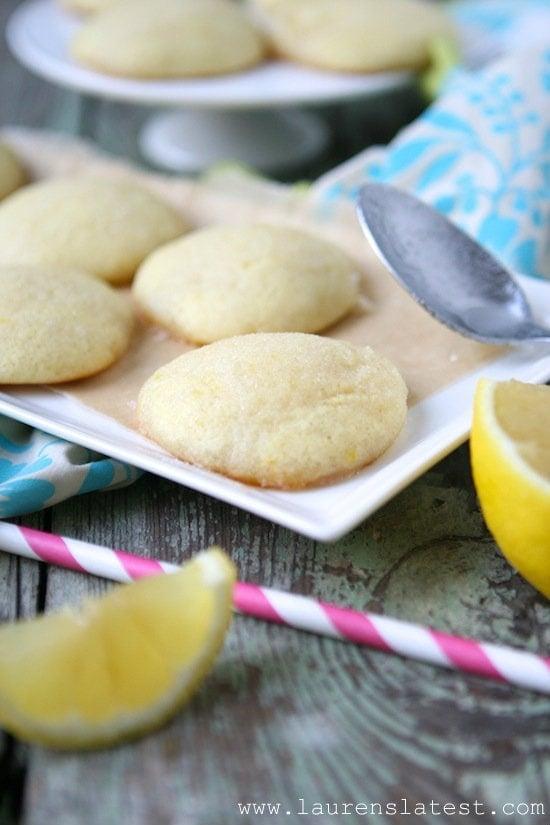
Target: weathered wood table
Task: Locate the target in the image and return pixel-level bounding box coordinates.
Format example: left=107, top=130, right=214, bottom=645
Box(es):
left=1, top=3, right=549, bottom=822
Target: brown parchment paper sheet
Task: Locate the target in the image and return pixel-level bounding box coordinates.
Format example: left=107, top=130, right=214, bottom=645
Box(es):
left=2, top=128, right=502, bottom=431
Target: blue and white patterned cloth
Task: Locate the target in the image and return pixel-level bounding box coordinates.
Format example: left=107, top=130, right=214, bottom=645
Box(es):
left=453, top=0, right=550, bottom=61
left=2, top=0, right=549, bottom=518
left=315, top=2, right=550, bottom=281
left=0, top=415, right=140, bottom=518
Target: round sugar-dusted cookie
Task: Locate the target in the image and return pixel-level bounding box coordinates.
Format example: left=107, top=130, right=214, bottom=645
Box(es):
left=0, top=176, right=186, bottom=285
left=252, top=0, right=453, bottom=73
left=0, top=266, right=134, bottom=384
left=137, top=332, right=408, bottom=488
left=0, top=144, right=26, bottom=201
left=133, top=224, right=361, bottom=344
left=72, top=0, right=266, bottom=78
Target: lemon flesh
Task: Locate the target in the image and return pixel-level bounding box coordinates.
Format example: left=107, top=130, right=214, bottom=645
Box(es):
left=471, top=379, right=550, bottom=597
left=0, top=548, right=235, bottom=749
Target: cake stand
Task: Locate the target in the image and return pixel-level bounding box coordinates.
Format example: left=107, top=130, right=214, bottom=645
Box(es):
left=7, top=0, right=414, bottom=174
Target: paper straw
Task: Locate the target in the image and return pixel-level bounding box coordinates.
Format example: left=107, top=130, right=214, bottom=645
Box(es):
left=1, top=521, right=549, bottom=694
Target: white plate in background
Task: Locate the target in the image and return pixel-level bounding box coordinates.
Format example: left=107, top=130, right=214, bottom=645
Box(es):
left=7, top=0, right=412, bottom=109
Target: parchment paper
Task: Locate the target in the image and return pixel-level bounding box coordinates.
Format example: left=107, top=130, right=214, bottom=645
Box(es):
left=2, top=128, right=501, bottom=431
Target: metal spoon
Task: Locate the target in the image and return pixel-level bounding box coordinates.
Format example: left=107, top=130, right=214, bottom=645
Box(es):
left=356, top=183, right=550, bottom=345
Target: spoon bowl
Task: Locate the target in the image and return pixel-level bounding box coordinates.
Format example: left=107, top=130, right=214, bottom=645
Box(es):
left=356, top=183, right=550, bottom=345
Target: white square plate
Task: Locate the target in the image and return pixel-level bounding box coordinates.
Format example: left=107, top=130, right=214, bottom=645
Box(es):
left=1, top=275, right=549, bottom=542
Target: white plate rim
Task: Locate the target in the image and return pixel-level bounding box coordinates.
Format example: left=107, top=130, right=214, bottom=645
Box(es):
left=6, top=0, right=413, bottom=109
left=1, top=327, right=549, bottom=542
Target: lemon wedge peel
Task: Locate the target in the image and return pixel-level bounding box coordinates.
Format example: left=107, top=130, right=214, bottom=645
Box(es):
left=0, top=548, right=235, bottom=750
left=471, top=379, right=550, bottom=598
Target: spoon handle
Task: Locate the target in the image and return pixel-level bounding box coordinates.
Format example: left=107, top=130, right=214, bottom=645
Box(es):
left=525, top=325, right=550, bottom=344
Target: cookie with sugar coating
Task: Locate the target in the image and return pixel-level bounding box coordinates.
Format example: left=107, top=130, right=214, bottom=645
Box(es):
left=0, top=144, right=26, bottom=201
left=0, top=266, right=134, bottom=384
left=251, top=0, right=453, bottom=73
left=133, top=224, right=361, bottom=344
left=72, top=0, right=266, bottom=78
left=137, top=333, right=408, bottom=488
left=0, top=176, right=186, bottom=285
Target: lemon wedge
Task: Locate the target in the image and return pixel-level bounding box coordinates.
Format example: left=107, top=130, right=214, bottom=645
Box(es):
left=0, top=548, right=235, bottom=749
left=471, top=379, right=550, bottom=597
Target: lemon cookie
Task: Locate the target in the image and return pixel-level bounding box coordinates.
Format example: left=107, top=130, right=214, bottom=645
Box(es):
left=0, top=266, right=134, bottom=384
left=72, top=0, right=266, bottom=79
left=133, top=224, right=361, bottom=344
left=252, top=0, right=453, bottom=73
left=138, top=333, right=407, bottom=488
left=0, top=144, right=26, bottom=201
left=0, top=176, right=186, bottom=285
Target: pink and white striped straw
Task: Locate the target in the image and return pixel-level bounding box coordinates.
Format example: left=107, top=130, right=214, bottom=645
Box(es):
left=1, top=521, right=549, bottom=694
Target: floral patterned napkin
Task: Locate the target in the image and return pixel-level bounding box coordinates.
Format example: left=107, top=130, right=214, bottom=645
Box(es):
left=0, top=415, right=140, bottom=518
left=315, top=3, right=550, bottom=281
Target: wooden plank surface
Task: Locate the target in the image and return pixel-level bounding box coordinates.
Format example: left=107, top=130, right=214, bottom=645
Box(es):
left=1, top=3, right=549, bottom=822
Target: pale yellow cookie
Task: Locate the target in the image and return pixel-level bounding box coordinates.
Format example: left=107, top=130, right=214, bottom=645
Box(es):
left=138, top=333, right=408, bottom=488
left=133, top=224, right=361, bottom=344
left=0, top=176, right=186, bottom=285
left=251, top=0, right=453, bottom=73
left=72, top=0, right=266, bottom=78
left=0, top=144, right=26, bottom=201
left=0, top=266, right=134, bottom=384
